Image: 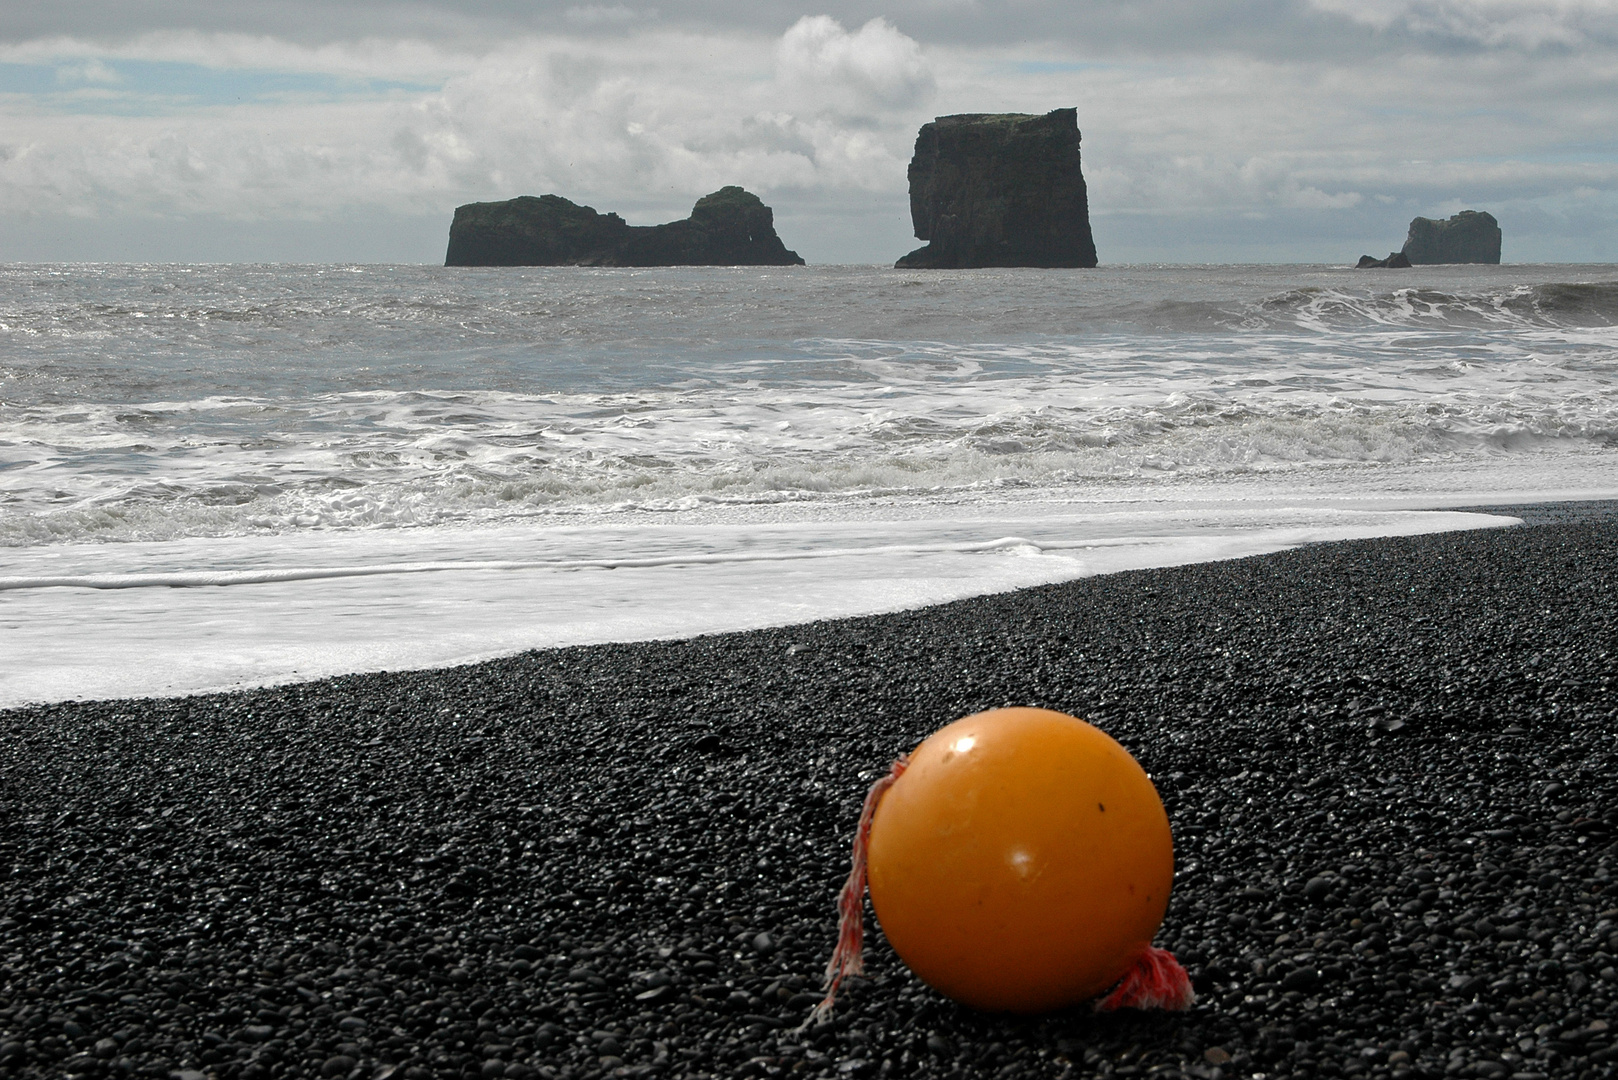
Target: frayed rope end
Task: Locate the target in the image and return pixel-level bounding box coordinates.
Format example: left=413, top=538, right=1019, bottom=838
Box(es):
left=1095, top=945, right=1196, bottom=1012
left=799, top=754, right=910, bottom=1031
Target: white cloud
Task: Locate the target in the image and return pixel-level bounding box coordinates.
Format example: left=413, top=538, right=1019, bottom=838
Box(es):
left=776, top=15, right=935, bottom=108
left=0, top=22, right=934, bottom=230
left=0, top=8, right=1616, bottom=261
left=563, top=5, right=652, bottom=28
left=1308, top=0, right=1618, bottom=50
left=55, top=57, right=119, bottom=84
left=0, top=33, right=475, bottom=82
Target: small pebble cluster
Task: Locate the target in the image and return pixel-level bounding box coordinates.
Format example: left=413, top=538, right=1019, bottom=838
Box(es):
left=2, top=515, right=1615, bottom=1080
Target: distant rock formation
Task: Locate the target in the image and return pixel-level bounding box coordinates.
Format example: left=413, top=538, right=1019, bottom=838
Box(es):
left=1401, top=210, right=1501, bottom=265
left=1355, top=252, right=1412, bottom=269
left=895, top=109, right=1098, bottom=269
left=445, top=187, right=804, bottom=267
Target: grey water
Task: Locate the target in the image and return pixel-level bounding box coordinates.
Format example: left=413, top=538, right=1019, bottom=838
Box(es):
left=5, top=261, right=1618, bottom=706
left=4, top=262, right=1616, bottom=547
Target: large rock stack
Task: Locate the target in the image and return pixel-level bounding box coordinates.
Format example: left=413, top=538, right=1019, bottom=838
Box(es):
left=896, top=109, right=1098, bottom=269
left=1401, top=211, right=1502, bottom=265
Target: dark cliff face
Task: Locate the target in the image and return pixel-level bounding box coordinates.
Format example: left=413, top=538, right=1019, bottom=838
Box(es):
left=444, top=195, right=629, bottom=267
left=1401, top=210, right=1502, bottom=265
left=445, top=186, right=804, bottom=267
left=1355, top=252, right=1412, bottom=269
left=896, top=109, right=1098, bottom=269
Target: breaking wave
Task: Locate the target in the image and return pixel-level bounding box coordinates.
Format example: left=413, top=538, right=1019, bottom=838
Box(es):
left=2, top=262, right=1615, bottom=547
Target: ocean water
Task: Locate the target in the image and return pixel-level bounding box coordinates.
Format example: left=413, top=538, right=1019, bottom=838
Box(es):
left=3, top=262, right=1616, bottom=706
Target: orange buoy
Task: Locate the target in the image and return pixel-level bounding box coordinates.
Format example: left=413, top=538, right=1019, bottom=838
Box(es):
left=812, top=706, right=1191, bottom=1019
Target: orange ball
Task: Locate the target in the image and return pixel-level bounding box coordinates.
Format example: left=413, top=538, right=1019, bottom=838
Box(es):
left=865, top=707, right=1175, bottom=1012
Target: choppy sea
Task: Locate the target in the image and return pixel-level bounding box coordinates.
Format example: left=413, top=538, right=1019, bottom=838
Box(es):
left=3, top=262, right=1616, bottom=706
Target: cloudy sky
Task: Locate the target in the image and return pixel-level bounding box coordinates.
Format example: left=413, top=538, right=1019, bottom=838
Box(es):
left=2, top=1, right=1615, bottom=264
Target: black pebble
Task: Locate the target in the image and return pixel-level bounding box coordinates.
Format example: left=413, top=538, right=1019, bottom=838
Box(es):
left=2, top=514, right=1617, bottom=1080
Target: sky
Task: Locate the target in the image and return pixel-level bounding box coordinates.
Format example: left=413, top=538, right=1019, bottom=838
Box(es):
left=1, top=1, right=1616, bottom=264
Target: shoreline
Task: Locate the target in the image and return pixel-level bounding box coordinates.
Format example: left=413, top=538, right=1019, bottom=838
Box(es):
left=3, top=496, right=1601, bottom=712
left=2, top=506, right=1616, bottom=1079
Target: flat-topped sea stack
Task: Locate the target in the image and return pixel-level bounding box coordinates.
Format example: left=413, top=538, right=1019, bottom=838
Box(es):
left=896, top=108, right=1098, bottom=269
left=445, top=186, right=804, bottom=267
left=1401, top=210, right=1501, bottom=265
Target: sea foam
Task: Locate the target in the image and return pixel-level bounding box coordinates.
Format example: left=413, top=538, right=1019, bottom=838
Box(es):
left=2, top=262, right=1615, bottom=704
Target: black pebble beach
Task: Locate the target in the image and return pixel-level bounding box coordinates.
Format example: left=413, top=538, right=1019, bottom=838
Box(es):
left=3, top=507, right=1616, bottom=1080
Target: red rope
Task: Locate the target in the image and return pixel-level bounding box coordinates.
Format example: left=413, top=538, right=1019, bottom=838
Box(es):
left=1095, top=945, right=1196, bottom=1012
left=803, top=754, right=909, bottom=1027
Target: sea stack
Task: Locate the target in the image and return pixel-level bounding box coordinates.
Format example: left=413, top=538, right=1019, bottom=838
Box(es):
left=1401, top=210, right=1502, bottom=265
left=896, top=109, right=1098, bottom=269
left=445, top=186, right=804, bottom=267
